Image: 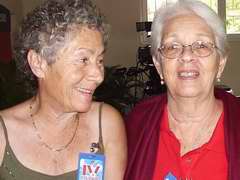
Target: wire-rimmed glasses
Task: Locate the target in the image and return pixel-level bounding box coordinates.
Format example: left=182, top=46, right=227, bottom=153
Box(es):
left=158, top=41, right=218, bottom=59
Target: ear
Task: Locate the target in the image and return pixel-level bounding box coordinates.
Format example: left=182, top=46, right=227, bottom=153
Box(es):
left=27, top=50, right=48, bottom=78
left=217, top=56, right=227, bottom=79
left=152, top=56, right=164, bottom=79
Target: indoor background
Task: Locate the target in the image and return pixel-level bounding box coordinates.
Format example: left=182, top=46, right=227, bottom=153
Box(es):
left=0, top=0, right=240, bottom=96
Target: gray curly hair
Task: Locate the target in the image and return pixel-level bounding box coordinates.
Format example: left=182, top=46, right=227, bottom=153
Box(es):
left=14, top=0, right=110, bottom=93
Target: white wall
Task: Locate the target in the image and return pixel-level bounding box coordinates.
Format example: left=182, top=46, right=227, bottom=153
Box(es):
left=96, top=0, right=140, bottom=67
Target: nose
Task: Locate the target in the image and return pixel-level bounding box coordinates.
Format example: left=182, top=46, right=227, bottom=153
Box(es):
left=178, top=45, right=195, bottom=63
left=87, top=63, right=104, bottom=82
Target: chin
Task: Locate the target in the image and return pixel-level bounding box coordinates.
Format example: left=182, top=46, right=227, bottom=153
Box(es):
left=75, top=103, right=92, bottom=112
left=71, top=98, right=93, bottom=112
left=174, top=87, right=202, bottom=98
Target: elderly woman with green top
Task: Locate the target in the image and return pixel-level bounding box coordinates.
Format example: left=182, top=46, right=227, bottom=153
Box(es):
left=124, top=0, right=240, bottom=180
left=0, top=0, right=127, bottom=179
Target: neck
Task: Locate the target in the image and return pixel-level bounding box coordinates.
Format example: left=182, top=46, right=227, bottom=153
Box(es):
left=29, top=94, right=80, bottom=152
left=167, top=92, right=218, bottom=123
left=167, top=92, right=223, bottom=155
left=30, top=94, right=78, bottom=130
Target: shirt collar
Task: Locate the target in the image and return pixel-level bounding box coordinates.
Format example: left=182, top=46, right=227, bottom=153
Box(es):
left=160, top=105, right=225, bottom=153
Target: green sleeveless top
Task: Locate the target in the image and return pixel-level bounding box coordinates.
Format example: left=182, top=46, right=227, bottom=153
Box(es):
left=0, top=103, right=104, bottom=180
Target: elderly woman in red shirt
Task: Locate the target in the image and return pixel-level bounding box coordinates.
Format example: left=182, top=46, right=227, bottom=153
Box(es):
left=124, top=0, right=240, bottom=180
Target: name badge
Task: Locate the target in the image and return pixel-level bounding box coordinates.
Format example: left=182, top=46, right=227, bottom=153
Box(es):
left=77, top=152, right=105, bottom=180
left=165, top=172, right=177, bottom=180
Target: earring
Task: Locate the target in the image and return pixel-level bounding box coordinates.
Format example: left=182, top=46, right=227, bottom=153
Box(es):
left=160, top=78, right=165, bottom=85
left=217, top=77, right=221, bottom=83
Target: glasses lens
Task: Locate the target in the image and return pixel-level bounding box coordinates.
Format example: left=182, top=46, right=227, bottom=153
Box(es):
left=192, top=41, right=214, bottom=57
left=160, top=43, right=182, bottom=59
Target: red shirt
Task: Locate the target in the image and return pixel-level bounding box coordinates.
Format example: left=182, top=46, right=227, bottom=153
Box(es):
left=153, top=105, right=227, bottom=180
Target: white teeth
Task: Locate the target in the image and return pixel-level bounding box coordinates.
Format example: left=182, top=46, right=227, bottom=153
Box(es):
left=178, top=71, right=198, bottom=77
left=77, top=88, right=92, bottom=94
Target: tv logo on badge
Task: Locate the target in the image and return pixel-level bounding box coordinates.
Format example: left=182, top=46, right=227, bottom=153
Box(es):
left=81, top=160, right=102, bottom=176
left=78, top=153, right=105, bottom=180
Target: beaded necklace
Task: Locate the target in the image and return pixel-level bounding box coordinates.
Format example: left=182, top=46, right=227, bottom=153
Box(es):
left=29, top=103, right=79, bottom=152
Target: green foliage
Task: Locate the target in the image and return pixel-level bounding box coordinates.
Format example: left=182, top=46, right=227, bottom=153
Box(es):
left=94, top=65, right=144, bottom=115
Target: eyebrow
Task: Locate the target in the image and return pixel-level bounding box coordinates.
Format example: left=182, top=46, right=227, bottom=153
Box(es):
left=76, top=48, right=106, bottom=56
left=165, top=32, right=213, bottom=39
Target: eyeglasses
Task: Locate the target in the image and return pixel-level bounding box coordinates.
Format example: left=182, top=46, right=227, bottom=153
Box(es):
left=158, top=41, right=218, bottom=59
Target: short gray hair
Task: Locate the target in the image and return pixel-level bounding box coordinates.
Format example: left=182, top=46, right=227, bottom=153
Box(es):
left=151, top=0, right=229, bottom=60
left=14, top=0, right=109, bottom=93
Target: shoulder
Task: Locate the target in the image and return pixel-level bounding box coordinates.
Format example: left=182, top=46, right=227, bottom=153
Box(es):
left=215, top=88, right=240, bottom=110
left=0, top=104, right=22, bottom=165
left=93, top=102, right=127, bottom=179
left=0, top=99, right=32, bottom=163
left=0, top=99, right=32, bottom=122
left=101, top=103, right=123, bottom=120
left=98, top=102, right=125, bottom=134
left=90, top=101, right=123, bottom=124
left=124, top=94, right=166, bottom=148
left=91, top=101, right=126, bottom=142
left=0, top=114, right=6, bottom=165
